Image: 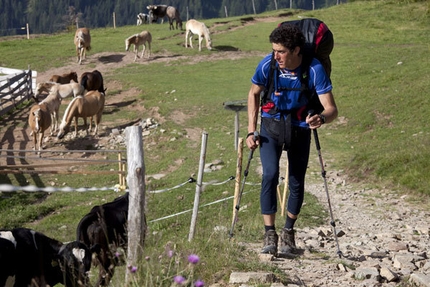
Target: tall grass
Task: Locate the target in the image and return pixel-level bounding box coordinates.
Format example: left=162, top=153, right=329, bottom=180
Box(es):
left=0, top=0, right=429, bottom=285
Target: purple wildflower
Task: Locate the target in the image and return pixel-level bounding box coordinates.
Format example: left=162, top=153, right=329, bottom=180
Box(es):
left=174, top=275, right=186, bottom=284
left=167, top=250, right=174, bottom=258
left=194, top=279, right=205, bottom=287
left=188, top=254, right=200, bottom=264
left=129, top=266, right=138, bottom=273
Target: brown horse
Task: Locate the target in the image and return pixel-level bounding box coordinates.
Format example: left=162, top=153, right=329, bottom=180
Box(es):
left=74, top=28, right=91, bottom=64
left=125, top=31, right=152, bottom=62
left=57, top=90, right=105, bottom=139
left=166, top=6, right=182, bottom=30
left=80, top=70, right=105, bottom=92
left=49, top=72, right=78, bottom=84
left=28, top=103, right=52, bottom=157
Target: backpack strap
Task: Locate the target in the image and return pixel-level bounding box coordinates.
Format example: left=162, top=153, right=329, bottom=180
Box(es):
left=300, top=56, right=324, bottom=114
left=261, top=54, right=316, bottom=116
left=260, top=51, right=276, bottom=108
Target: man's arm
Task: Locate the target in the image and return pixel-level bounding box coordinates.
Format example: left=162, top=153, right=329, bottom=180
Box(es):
left=307, top=91, right=338, bottom=129
left=246, top=83, right=264, bottom=149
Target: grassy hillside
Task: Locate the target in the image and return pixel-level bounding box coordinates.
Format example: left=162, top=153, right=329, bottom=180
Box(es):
left=0, top=0, right=429, bottom=286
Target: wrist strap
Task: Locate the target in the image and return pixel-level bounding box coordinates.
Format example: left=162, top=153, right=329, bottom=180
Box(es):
left=247, top=132, right=255, bottom=138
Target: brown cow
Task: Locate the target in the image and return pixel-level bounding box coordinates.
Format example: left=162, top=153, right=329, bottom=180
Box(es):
left=74, top=28, right=91, bottom=64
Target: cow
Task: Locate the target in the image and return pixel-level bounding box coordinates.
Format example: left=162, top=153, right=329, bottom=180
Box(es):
left=147, top=4, right=168, bottom=24
left=0, top=228, right=99, bottom=287
left=76, top=192, right=130, bottom=287
left=137, top=13, right=150, bottom=25
left=0, top=236, right=15, bottom=287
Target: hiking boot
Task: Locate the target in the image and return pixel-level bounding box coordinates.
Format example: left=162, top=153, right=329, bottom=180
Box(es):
left=279, top=228, right=297, bottom=254
left=261, top=229, right=278, bottom=255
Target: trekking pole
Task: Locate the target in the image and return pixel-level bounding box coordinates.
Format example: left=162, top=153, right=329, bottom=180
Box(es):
left=309, top=111, right=343, bottom=258
left=229, top=131, right=259, bottom=239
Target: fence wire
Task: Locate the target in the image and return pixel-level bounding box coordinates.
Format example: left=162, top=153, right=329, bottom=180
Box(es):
left=0, top=175, right=259, bottom=194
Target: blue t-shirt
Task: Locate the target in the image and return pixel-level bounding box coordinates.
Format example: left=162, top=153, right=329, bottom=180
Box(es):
left=251, top=53, right=332, bottom=128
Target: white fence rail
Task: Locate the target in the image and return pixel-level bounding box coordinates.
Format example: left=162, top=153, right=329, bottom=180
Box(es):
left=0, top=66, right=37, bottom=117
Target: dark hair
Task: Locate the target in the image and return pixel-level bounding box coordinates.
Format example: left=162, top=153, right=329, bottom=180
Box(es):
left=269, top=24, right=305, bottom=53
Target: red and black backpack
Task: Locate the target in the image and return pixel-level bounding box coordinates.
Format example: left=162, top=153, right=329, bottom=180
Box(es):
left=261, top=18, right=334, bottom=115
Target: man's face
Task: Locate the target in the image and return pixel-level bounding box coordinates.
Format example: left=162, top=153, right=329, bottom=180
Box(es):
left=272, top=43, right=299, bottom=69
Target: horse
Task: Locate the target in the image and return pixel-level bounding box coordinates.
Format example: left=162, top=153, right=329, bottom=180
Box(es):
left=147, top=5, right=168, bottom=24
left=125, top=31, right=152, bottom=62
left=33, top=81, right=57, bottom=101
left=35, top=81, right=85, bottom=100
left=185, top=19, right=212, bottom=52
left=80, top=70, right=105, bottom=92
left=137, top=13, right=150, bottom=25
left=74, top=28, right=91, bottom=64
left=39, top=90, right=62, bottom=135
left=166, top=6, right=182, bottom=30
left=50, top=82, right=85, bottom=99
left=28, top=103, right=52, bottom=157
left=57, top=90, right=106, bottom=139
left=49, top=72, right=78, bottom=84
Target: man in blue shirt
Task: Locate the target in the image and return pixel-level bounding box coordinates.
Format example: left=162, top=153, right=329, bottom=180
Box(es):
left=246, top=23, right=338, bottom=255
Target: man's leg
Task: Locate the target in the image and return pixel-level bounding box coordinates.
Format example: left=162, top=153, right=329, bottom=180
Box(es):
left=280, top=127, right=311, bottom=254
left=259, top=123, right=282, bottom=254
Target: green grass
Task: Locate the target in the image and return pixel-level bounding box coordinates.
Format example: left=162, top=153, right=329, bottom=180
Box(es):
left=0, top=0, right=429, bottom=285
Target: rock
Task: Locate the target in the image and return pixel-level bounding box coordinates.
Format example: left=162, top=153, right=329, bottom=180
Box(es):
left=237, top=166, right=430, bottom=287
left=409, top=273, right=430, bottom=287
left=229, top=272, right=275, bottom=284
left=380, top=267, right=398, bottom=282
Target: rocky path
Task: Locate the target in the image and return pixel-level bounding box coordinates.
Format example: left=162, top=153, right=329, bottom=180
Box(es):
left=226, top=166, right=430, bottom=287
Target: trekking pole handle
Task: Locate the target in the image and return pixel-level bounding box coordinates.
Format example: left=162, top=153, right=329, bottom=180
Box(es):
left=308, top=110, right=321, bottom=151
left=244, top=131, right=259, bottom=177
left=252, top=131, right=259, bottom=142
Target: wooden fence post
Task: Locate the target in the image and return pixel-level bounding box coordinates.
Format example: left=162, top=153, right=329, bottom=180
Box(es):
left=188, top=131, right=208, bottom=242
left=26, top=23, right=30, bottom=39
left=125, top=126, right=146, bottom=284
left=233, top=137, right=243, bottom=224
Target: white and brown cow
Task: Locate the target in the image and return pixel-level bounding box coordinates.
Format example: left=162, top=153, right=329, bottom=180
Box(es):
left=0, top=228, right=99, bottom=287
left=76, top=192, right=131, bottom=287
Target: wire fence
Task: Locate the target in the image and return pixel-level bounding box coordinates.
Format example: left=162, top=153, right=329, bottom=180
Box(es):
left=0, top=175, right=262, bottom=223
left=0, top=142, right=264, bottom=224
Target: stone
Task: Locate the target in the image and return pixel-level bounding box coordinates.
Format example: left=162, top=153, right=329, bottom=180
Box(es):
left=229, top=272, right=275, bottom=284
left=380, top=267, right=399, bottom=282
left=409, top=273, right=430, bottom=287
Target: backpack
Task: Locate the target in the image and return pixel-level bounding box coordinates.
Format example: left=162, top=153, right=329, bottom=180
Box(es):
left=261, top=18, right=334, bottom=115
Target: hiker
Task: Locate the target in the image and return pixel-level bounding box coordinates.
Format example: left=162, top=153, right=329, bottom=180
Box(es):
left=246, top=23, right=338, bottom=255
